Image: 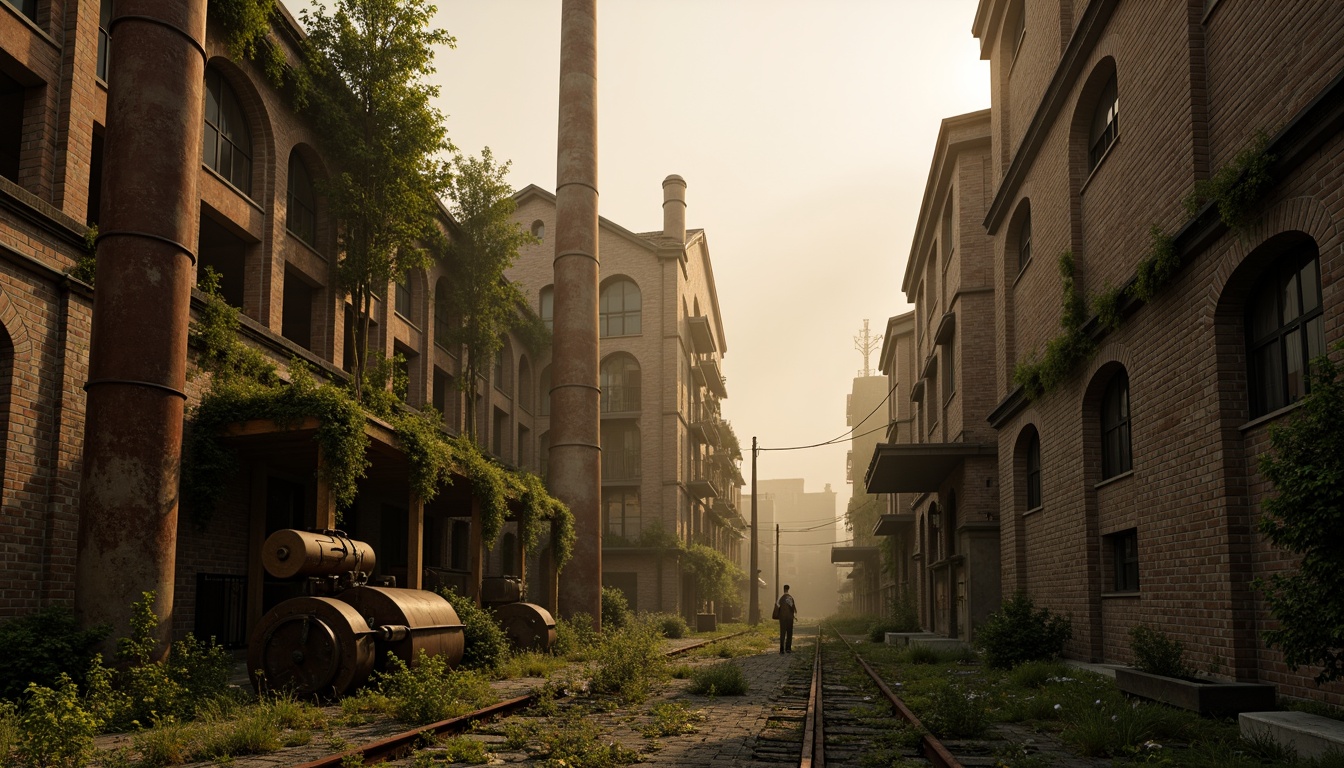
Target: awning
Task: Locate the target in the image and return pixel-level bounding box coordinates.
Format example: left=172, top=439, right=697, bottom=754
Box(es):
left=873, top=513, right=914, bottom=536
left=830, top=546, right=880, bottom=565
left=864, top=442, right=997, bottom=493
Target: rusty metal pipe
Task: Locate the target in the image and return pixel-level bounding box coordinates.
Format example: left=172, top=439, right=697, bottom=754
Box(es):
left=550, top=0, right=601, bottom=625
left=74, top=0, right=208, bottom=658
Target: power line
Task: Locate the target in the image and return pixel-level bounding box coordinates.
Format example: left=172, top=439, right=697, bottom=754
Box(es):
left=758, top=380, right=896, bottom=453
left=779, top=538, right=854, bottom=547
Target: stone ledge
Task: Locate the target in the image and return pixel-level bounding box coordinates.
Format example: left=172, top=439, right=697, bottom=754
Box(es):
left=885, top=631, right=938, bottom=646
left=1116, top=667, right=1276, bottom=716
left=1240, top=711, right=1344, bottom=759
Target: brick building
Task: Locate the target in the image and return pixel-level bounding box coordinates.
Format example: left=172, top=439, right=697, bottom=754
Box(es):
left=831, top=371, right=887, bottom=616
left=867, top=110, right=1003, bottom=642
left=506, top=177, right=747, bottom=621
left=871, top=0, right=1344, bottom=703
left=746, top=479, right=840, bottom=618
left=0, top=0, right=563, bottom=642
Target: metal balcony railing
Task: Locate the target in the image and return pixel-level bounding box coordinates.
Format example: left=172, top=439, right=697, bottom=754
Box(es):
left=602, top=448, right=642, bottom=481
left=601, top=384, right=641, bottom=413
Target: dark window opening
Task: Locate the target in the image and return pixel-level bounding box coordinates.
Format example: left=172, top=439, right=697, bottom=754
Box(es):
left=518, top=424, right=531, bottom=470
left=601, top=421, right=641, bottom=481
left=540, top=286, right=554, bottom=331
left=599, top=279, right=642, bottom=337
left=0, top=71, right=25, bottom=182
left=286, top=152, right=317, bottom=247
left=2, top=0, right=36, bottom=23
left=1017, top=208, right=1032, bottom=273
left=203, top=67, right=252, bottom=195
left=539, top=366, right=551, bottom=416
left=86, top=126, right=104, bottom=226
left=1110, top=529, right=1139, bottom=592
left=381, top=505, right=408, bottom=570
left=97, top=0, right=111, bottom=81
left=1088, top=73, right=1119, bottom=171
left=603, top=488, right=642, bottom=543
left=281, top=269, right=314, bottom=351
left=434, top=278, right=452, bottom=349
left=1101, top=371, right=1132, bottom=479
left=395, top=278, right=412, bottom=319
left=1246, top=244, right=1325, bottom=417
left=450, top=520, right=469, bottom=571
left=197, top=213, right=247, bottom=309
left=492, top=407, right=507, bottom=459
left=600, top=354, right=642, bottom=412
left=1025, top=432, right=1041, bottom=510
left=501, top=532, right=517, bottom=576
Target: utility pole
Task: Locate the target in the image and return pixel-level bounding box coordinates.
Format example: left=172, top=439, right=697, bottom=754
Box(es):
left=749, top=436, right=759, bottom=625
left=775, top=523, right=780, bottom=602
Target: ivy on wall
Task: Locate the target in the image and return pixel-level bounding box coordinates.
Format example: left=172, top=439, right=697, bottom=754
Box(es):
left=1013, top=131, right=1276, bottom=401
left=181, top=274, right=573, bottom=569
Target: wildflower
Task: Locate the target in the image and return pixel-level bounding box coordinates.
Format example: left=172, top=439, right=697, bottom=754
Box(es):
left=1143, top=740, right=1162, bottom=751
left=1053, top=704, right=1062, bottom=711
left=1094, top=699, right=1102, bottom=706
left=1111, top=715, right=1118, bottom=722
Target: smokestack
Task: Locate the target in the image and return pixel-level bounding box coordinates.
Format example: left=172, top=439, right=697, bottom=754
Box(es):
left=662, top=174, right=686, bottom=243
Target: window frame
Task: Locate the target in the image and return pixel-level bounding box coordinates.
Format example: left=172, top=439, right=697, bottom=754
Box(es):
left=1087, top=73, right=1119, bottom=172
left=599, top=278, right=642, bottom=338
left=1110, top=529, right=1139, bottom=593
left=1025, top=431, right=1042, bottom=510
left=1100, top=371, right=1132, bottom=479
left=203, top=67, right=253, bottom=196
left=286, top=152, right=318, bottom=248
left=1245, top=246, right=1325, bottom=418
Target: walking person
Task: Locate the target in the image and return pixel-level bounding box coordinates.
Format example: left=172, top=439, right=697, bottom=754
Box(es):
left=775, top=584, right=797, bottom=654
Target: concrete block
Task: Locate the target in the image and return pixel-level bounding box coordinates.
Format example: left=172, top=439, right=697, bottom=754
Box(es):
left=1240, top=711, right=1344, bottom=760
left=885, top=631, right=938, bottom=646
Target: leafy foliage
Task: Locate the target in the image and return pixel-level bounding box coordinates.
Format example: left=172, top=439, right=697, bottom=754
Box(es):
left=588, top=618, right=668, bottom=703
left=974, top=593, right=1072, bottom=669
left=1132, top=225, right=1180, bottom=303
left=16, top=675, right=99, bottom=768
left=1013, top=252, right=1095, bottom=400
left=552, top=613, right=600, bottom=660
left=375, top=650, right=495, bottom=725
left=0, top=605, right=108, bottom=702
left=440, top=148, right=539, bottom=437
left=438, top=588, right=510, bottom=672
left=651, top=613, right=689, bottom=639
left=299, top=0, right=454, bottom=402
left=1257, top=344, right=1344, bottom=683
left=1128, top=624, right=1190, bottom=679
left=601, top=586, right=632, bottom=630
left=681, top=543, right=745, bottom=608
left=1183, top=130, right=1275, bottom=231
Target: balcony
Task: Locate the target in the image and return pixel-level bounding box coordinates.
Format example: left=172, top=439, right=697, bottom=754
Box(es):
left=602, top=448, right=642, bottom=483
left=689, top=400, right=721, bottom=444
left=687, top=316, right=717, bottom=355
left=688, top=461, right=721, bottom=499
left=696, top=358, right=728, bottom=399
left=601, top=384, right=641, bottom=415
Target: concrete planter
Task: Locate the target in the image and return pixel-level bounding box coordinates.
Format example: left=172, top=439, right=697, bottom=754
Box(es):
left=696, top=613, right=717, bottom=632
left=1115, top=667, right=1275, bottom=716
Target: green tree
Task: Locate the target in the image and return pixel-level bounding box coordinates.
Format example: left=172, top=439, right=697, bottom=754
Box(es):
left=441, top=147, right=539, bottom=438
left=1257, top=345, right=1344, bottom=684
left=299, top=0, right=454, bottom=402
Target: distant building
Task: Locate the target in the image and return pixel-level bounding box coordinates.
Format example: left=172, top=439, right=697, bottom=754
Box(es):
left=866, top=110, right=1002, bottom=642
left=506, top=176, right=747, bottom=621
left=832, top=371, right=889, bottom=615
left=746, top=479, right=839, bottom=617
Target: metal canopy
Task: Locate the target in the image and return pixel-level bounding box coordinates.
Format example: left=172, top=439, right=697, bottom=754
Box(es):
left=864, top=442, right=997, bottom=493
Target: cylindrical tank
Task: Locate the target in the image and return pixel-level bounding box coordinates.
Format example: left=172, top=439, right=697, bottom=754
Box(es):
left=493, top=602, right=556, bottom=652
left=262, top=529, right=375, bottom=579
left=335, top=586, right=465, bottom=669
left=248, top=597, right=377, bottom=698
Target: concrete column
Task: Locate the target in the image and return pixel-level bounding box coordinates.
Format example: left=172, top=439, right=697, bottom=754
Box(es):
left=551, top=0, right=601, bottom=625
left=406, top=494, right=424, bottom=590
left=74, top=0, right=208, bottom=656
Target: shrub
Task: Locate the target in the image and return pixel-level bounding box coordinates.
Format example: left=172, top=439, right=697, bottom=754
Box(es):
left=687, top=662, right=748, bottom=696
left=650, top=612, right=689, bottom=639
left=642, top=702, right=704, bottom=736
left=1129, top=625, right=1190, bottom=678
left=553, top=612, right=600, bottom=660
left=601, top=586, right=632, bottom=630
left=376, top=651, right=495, bottom=725
left=924, top=681, right=990, bottom=739
left=0, top=700, right=17, bottom=765
left=412, top=735, right=489, bottom=765
left=974, top=594, right=1072, bottom=669
left=588, top=618, right=667, bottom=703
left=438, top=588, right=510, bottom=671
left=0, top=605, right=109, bottom=702
left=16, top=675, right=100, bottom=768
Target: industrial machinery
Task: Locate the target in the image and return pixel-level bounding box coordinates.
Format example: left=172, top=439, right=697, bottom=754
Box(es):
left=248, top=529, right=465, bottom=698
left=481, top=576, right=557, bottom=652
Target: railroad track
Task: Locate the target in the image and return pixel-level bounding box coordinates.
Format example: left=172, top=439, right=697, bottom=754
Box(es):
left=791, top=626, right=963, bottom=768
left=295, top=628, right=752, bottom=767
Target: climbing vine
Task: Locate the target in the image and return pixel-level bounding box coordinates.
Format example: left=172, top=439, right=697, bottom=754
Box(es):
left=1132, top=225, right=1179, bottom=303
left=209, top=0, right=289, bottom=89
left=1013, top=251, right=1095, bottom=399
left=1183, top=130, right=1275, bottom=232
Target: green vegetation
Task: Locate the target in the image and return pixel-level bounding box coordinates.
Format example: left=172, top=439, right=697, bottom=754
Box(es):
left=601, top=586, right=632, bottom=630
left=1184, top=129, right=1276, bottom=231
left=1257, top=343, right=1344, bottom=683
left=0, top=605, right=109, bottom=702
left=641, top=702, right=704, bottom=737
left=411, top=734, right=490, bottom=765
left=680, top=543, right=745, bottom=609
left=438, top=588, right=510, bottom=672
left=587, top=618, right=668, bottom=704
left=651, top=612, right=689, bottom=639
left=552, top=613, right=601, bottom=661
left=1013, top=251, right=1096, bottom=399
left=375, top=651, right=496, bottom=725
left=973, top=593, right=1072, bottom=669
left=1133, top=224, right=1180, bottom=303
left=1129, top=624, right=1191, bottom=679
left=687, top=662, right=749, bottom=696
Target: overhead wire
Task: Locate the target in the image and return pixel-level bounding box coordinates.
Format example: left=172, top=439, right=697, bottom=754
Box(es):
left=756, top=378, right=897, bottom=452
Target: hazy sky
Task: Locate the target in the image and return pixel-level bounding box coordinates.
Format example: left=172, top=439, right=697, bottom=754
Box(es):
left=394, top=1, right=990, bottom=515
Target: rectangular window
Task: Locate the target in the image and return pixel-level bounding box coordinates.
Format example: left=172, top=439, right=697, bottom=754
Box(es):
left=3, top=0, right=37, bottom=23
left=942, top=341, right=955, bottom=403
left=1110, top=529, right=1139, bottom=592
left=395, top=279, right=412, bottom=320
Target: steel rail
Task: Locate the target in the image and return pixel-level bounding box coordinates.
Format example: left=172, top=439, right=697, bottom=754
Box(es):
left=296, top=627, right=753, bottom=766
left=828, top=627, right=963, bottom=768
left=799, top=632, right=825, bottom=768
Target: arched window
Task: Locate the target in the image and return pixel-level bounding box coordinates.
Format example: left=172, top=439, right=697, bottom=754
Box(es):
left=1016, top=203, right=1032, bottom=273
left=1101, top=371, right=1132, bottom=479
left=1007, top=0, right=1025, bottom=60
left=539, top=285, right=554, bottom=331
left=286, top=151, right=317, bottom=246
left=599, top=278, right=641, bottom=337
left=945, top=491, right=958, bottom=555
left=518, top=356, right=533, bottom=412
left=1088, top=73, right=1119, bottom=171
left=1246, top=242, right=1325, bottom=417
left=530, top=220, right=545, bottom=241
left=395, top=277, right=412, bottom=319
left=1025, top=431, right=1041, bottom=510
left=203, top=67, right=253, bottom=195
left=600, top=353, right=641, bottom=413
left=434, top=277, right=452, bottom=349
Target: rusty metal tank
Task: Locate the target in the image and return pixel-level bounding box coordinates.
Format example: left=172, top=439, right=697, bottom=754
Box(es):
left=493, top=602, right=556, bottom=652
left=335, top=585, right=465, bottom=670
left=262, top=529, right=375, bottom=580
left=247, top=596, right=377, bottom=698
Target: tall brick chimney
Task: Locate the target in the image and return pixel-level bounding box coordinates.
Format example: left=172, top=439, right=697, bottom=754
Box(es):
left=662, top=174, right=686, bottom=243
